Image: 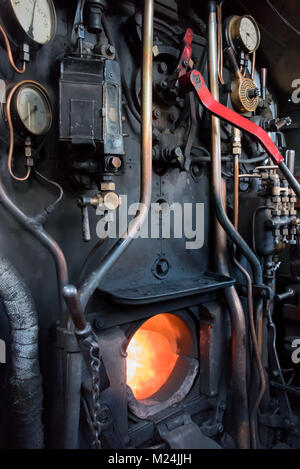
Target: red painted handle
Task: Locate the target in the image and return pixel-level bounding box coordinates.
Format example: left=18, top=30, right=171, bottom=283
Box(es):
left=179, top=70, right=284, bottom=165
left=177, top=28, right=194, bottom=78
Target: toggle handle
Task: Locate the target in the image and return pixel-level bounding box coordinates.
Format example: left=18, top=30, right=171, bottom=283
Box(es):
left=78, top=197, right=91, bottom=242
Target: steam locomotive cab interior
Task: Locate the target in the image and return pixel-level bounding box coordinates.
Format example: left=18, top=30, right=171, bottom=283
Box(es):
left=0, top=0, right=300, bottom=451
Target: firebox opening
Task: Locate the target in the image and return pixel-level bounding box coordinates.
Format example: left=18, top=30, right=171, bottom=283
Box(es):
left=126, top=313, right=197, bottom=406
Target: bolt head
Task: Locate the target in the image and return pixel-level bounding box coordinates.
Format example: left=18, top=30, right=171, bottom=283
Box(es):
left=109, top=156, right=122, bottom=170
left=153, top=108, right=161, bottom=119
left=157, top=259, right=169, bottom=275
left=158, top=62, right=168, bottom=73
left=106, top=45, right=115, bottom=56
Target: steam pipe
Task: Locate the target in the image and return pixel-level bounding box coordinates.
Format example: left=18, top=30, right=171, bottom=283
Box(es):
left=208, top=1, right=250, bottom=448
left=74, top=0, right=154, bottom=317
left=286, top=149, right=295, bottom=175
left=0, top=163, right=68, bottom=314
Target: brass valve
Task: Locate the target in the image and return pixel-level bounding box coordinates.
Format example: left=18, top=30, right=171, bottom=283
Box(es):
left=231, top=72, right=259, bottom=114
left=78, top=185, right=119, bottom=242
left=90, top=192, right=120, bottom=211
left=225, top=46, right=259, bottom=114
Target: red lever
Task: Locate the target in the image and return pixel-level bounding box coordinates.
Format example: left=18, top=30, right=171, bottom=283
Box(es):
left=177, top=28, right=194, bottom=78
left=179, top=70, right=284, bottom=164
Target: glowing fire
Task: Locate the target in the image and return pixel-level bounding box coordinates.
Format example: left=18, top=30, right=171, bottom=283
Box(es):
left=126, top=315, right=179, bottom=400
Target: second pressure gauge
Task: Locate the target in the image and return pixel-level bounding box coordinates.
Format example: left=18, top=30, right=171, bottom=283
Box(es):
left=1, top=0, right=57, bottom=48
left=11, top=83, right=52, bottom=137
left=226, top=15, right=261, bottom=53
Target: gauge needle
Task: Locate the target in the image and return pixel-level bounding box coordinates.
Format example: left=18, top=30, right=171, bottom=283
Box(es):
left=28, top=0, right=38, bottom=37
left=24, top=105, right=38, bottom=126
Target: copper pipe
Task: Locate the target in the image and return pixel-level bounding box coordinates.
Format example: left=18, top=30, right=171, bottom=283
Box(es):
left=0, top=25, right=26, bottom=74
left=239, top=174, right=262, bottom=178
left=232, top=129, right=264, bottom=447
left=6, top=81, right=38, bottom=181
left=251, top=50, right=256, bottom=81
left=233, top=155, right=239, bottom=229
left=232, top=128, right=241, bottom=230
left=217, top=3, right=224, bottom=85
left=232, top=127, right=265, bottom=447
left=208, top=1, right=250, bottom=448
left=68, top=0, right=154, bottom=321
left=233, top=259, right=266, bottom=448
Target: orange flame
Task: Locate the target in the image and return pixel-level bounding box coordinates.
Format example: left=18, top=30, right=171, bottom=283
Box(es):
left=126, top=315, right=179, bottom=400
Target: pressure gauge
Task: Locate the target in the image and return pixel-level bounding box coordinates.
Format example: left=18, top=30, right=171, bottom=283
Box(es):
left=226, top=15, right=261, bottom=53
left=1, top=0, right=57, bottom=48
left=11, top=83, right=52, bottom=136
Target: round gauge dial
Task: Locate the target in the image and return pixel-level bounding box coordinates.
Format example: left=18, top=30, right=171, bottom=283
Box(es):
left=227, top=15, right=261, bottom=53
left=239, top=16, right=260, bottom=52
left=8, top=0, right=56, bottom=46
left=15, top=84, right=52, bottom=136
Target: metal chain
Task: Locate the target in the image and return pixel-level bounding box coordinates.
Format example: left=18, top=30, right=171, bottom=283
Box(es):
left=89, top=340, right=102, bottom=449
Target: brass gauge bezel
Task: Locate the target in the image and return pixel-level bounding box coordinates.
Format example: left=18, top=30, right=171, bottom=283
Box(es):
left=0, top=0, right=57, bottom=49
left=10, top=83, right=53, bottom=138
left=226, top=15, right=261, bottom=53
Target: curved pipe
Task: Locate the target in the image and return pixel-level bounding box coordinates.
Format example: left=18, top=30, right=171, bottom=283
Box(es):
left=208, top=1, right=250, bottom=448
left=74, top=0, right=154, bottom=316
left=0, top=161, right=69, bottom=316
left=0, top=256, right=43, bottom=448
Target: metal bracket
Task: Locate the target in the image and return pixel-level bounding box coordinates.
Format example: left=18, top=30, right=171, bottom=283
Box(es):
left=157, top=413, right=221, bottom=449
left=56, top=326, right=80, bottom=353
left=236, top=283, right=274, bottom=300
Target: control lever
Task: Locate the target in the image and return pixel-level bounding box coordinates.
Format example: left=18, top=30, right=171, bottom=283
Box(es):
left=262, top=117, right=292, bottom=132
left=178, top=70, right=300, bottom=199
left=177, top=28, right=194, bottom=79
left=78, top=196, right=92, bottom=242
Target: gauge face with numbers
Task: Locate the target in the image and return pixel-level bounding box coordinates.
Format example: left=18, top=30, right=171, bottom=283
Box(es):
left=8, top=0, right=57, bottom=46
left=15, top=85, right=52, bottom=136
left=239, top=16, right=260, bottom=52
left=227, top=15, right=261, bottom=53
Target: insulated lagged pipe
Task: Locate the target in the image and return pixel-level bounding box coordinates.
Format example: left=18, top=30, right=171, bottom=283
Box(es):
left=208, top=1, right=250, bottom=449
left=0, top=256, right=43, bottom=448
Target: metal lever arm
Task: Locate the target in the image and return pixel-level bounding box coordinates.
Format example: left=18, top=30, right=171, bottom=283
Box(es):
left=177, top=28, right=194, bottom=78
left=179, top=70, right=300, bottom=199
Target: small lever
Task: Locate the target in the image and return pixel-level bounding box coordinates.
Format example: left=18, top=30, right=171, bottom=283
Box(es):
left=78, top=189, right=120, bottom=242
left=275, top=288, right=295, bottom=302
left=177, top=28, right=194, bottom=79
left=78, top=196, right=92, bottom=242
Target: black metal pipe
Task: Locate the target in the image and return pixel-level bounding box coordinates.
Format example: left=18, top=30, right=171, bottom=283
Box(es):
left=0, top=163, right=68, bottom=319
left=279, top=161, right=300, bottom=199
